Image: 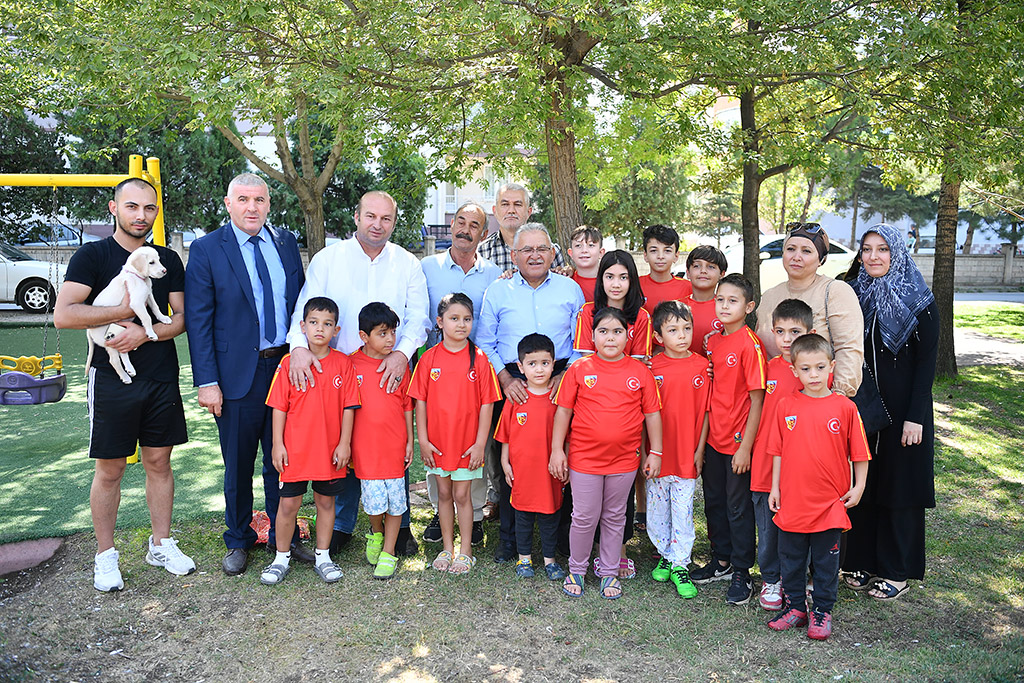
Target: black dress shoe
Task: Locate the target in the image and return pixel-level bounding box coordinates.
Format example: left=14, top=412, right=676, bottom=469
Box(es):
left=288, top=541, right=316, bottom=564
left=394, top=526, right=419, bottom=557
left=329, top=530, right=352, bottom=554
left=471, top=520, right=484, bottom=546
left=223, top=548, right=248, bottom=576
left=494, top=544, right=516, bottom=564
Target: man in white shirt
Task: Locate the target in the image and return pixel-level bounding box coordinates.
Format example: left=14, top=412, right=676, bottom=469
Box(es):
left=286, top=190, right=429, bottom=555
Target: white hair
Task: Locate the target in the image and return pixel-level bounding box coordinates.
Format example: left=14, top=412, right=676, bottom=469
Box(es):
left=227, top=172, right=269, bottom=195
left=496, top=182, right=532, bottom=207
left=512, top=222, right=551, bottom=249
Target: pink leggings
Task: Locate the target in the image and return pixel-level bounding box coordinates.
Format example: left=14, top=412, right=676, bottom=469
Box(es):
left=568, top=469, right=636, bottom=577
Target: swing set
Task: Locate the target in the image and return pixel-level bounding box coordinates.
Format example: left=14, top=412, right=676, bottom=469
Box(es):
left=0, top=154, right=167, bottom=406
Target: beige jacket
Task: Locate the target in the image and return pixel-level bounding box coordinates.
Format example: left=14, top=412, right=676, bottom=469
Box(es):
left=755, top=275, right=864, bottom=396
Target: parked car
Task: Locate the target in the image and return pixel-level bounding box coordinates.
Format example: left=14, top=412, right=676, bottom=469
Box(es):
left=0, top=242, right=67, bottom=313
left=19, top=223, right=102, bottom=247
left=723, top=234, right=857, bottom=290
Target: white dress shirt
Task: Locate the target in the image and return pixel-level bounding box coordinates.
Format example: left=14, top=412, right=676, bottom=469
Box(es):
left=287, top=236, right=429, bottom=357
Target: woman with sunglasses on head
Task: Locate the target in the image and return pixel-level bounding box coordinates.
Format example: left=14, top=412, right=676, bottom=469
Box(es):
left=755, top=223, right=864, bottom=398
left=841, top=223, right=937, bottom=601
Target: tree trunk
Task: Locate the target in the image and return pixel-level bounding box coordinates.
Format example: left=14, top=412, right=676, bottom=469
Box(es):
left=739, top=87, right=763, bottom=298
left=962, top=220, right=976, bottom=254
left=801, top=177, right=816, bottom=222
left=780, top=171, right=787, bottom=230
left=850, top=183, right=859, bottom=248
left=544, top=79, right=582, bottom=251
left=934, top=174, right=960, bottom=379
left=291, top=178, right=326, bottom=255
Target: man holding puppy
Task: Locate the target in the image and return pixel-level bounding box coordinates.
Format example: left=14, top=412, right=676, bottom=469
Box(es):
left=55, top=177, right=194, bottom=591
left=185, top=173, right=309, bottom=577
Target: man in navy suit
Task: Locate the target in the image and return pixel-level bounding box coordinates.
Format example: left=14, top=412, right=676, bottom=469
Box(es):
left=185, top=173, right=311, bottom=576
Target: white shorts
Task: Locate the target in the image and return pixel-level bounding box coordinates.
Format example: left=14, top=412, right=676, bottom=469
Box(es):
left=360, top=477, right=408, bottom=516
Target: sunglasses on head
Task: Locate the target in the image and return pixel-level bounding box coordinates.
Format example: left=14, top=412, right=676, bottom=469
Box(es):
left=786, top=222, right=822, bottom=234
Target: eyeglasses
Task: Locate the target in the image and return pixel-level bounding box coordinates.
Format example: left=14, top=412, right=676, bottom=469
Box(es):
left=786, top=222, right=822, bottom=234
left=516, top=246, right=552, bottom=255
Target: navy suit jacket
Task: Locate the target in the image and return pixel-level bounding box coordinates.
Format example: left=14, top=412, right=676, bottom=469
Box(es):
left=185, top=224, right=304, bottom=401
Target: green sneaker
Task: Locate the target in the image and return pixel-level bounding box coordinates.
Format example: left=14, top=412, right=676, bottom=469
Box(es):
left=373, top=551, right=398, bottom=579
left=671, top=565, right=698, bottom=599
left=365, top=531, right=384, bottom=565
left=652, top=557, right=672, bottom=582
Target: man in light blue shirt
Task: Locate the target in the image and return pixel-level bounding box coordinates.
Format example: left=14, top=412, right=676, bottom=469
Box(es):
left=476, top=222, right=584, bottom=561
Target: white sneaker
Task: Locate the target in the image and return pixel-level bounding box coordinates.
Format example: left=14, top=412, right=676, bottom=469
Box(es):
left=759, top=580, right=784, bottom=611
left=94, top=547, right=124, bottom=592
left=146, top=536, right=196, bottom=576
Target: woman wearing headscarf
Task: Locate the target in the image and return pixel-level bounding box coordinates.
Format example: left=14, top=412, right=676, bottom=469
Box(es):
left=841, top=223, right=938, bottom=601
left=756, top=223, right=864, bottom=397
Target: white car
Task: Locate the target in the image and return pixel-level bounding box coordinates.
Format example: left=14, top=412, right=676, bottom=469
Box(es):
left=723, top=234, right=857, bottom=290
left=0, top=242, right=67, bottom=313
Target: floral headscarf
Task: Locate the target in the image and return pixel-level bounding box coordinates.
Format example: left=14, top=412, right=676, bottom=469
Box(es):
left=853, top=223, right=935, bottom=353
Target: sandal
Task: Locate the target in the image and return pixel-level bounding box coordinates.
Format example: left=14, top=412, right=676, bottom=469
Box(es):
left=373, top=551, right=398, bottom=580
left=515, top=558, right=535, bottom=578
left=259, top=563, right=290, bottom=585
left=634, top=512, right=647, bottom=533
left=431, top=550, right=454, bottom=572
left=842, top=570, right=877, bottom=591
left=618, top=557, right=637, bottom=579
left=313, top=561, right=344, bottom=583
left=562, top=573, right=584, bottom=597
left=869, top=579, right=909, bottom=601
left=545, top=562, right=567, bottom=581
left=600, top=575, right=623, bottom=600
left=449, top=553, right=477, bottom=574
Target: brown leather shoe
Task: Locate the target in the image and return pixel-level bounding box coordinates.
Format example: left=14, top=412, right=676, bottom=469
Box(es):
left=482, top=501, right=499, bottom=521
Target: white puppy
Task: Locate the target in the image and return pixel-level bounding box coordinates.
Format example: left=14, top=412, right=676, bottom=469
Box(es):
left=85, top=246, right=173, bottom=384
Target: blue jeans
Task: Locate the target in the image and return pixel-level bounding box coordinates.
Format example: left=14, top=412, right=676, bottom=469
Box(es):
left=751, top=491, right=781, bottom=584
left=334, top=470, right=411, bottom=533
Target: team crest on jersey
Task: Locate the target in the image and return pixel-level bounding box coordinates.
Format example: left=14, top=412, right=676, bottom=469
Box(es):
left=726, top=353, right=739, bottom=367
left=785, top=415, right=797, bottom=431
left=430, top=368, right=441, bottom=382
left=654, top=375, right=664, bottom=388
left=332, top=375, right=343, bottom=389
left=516, top=412, right=528, bottom=426
left=766, top=380, right=777, bottom=394
left=355, top=374, right=363, bottom=387
left=584, top=375, right=598, bottom=388
left=733, top=431, right=743, bottom=444
left=468, top=369, right=478, bottom=382
left=827, top=418, right=841, bottom=434
left=626, top=377, right=641, bottom=391
left=692, top=374, right=705, bottom=388
left=712, top=319, right=724, bottom=331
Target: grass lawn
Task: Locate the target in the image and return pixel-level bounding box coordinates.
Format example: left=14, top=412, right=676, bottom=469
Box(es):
left=1, top=324, right=1022, bottom=681
left=954, top=302, right=1024, bottom=341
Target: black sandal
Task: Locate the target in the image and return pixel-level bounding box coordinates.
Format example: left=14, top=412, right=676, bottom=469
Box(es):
left=842, top=570, right=877, bottom=591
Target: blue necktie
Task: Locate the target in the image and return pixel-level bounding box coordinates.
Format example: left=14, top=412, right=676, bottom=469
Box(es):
left=248, top=235, right=276, bottom=344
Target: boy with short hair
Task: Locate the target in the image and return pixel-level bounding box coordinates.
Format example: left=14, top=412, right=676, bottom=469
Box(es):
left=646, top=301, right=711, bottom=599
left=263, top=297, right=360, bottom=585
left=750, top=298, right=815, bottom=611
left=693, top=273, right=766, bottom=606
left=567, top=225, right=605, bottom=303
left=495, top=333, right=567, bottom=581
left=768, top=333, right=870, bottom=640
left=350, top=302, right=414, bottom=579
left=640, top=224, right=692, bottom=315
left=684, top=245, right=727, bottom=354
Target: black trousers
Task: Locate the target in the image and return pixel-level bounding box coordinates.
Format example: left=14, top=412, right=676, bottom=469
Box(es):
left=514, top=508, right=561, bottom=558
left=701, top=445, right=756, bottom=570
left=778, top=528, right=842, bottom=613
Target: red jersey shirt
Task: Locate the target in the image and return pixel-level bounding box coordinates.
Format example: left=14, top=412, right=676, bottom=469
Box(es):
left=555, top=354, right=661, bottom=475
left=684, top=295, right=723, bottom=354
left=494, top=391, right=563, bottom=514
left=350, top=349, right=413, bottom=480
left=750, top=355, right=804, bottom=492
left=574, top=303, right=653, bottom=358
left=572, top=272, right=598, bottom=304
left=767, top=392, right=871, bottom=533
left=265, top=351, right=361, bottom=482
left=705, top=327, right=767, bottom=455
left=408, top=342, right=502, bottom=472
left=649, top=352, right=711, bottom=479
left=640, top=274, right=693, bottom=316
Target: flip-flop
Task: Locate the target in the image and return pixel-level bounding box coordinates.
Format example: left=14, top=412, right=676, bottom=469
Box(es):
left=562, top=573, right=584, bottom=598
left=600, top=575, right=623, bottom=600
left=870, top=579, right=909, bottom=601
left=431, top=550, right=454, bottom=572
left=842, top=570, right=877, bottom=591
left=449, top=553, right=477, bottom=574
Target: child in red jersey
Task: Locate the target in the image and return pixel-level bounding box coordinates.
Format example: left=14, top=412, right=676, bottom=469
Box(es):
left=350, top=302, right=413, bottom=580
left=750, top=299, right=814, bottom=610
left=575, top=250, right=652, bottom=360
left=647, top=301, right=711, bottom=599
left=551, top=307, right=663, bottom=600
left=409, top=293, right=501, bottom=575
left=683, top=245, right=727, bottom=354
left=639, top=224, right=692, bottom=317
left=495, top=333, right=567, bottom=581
left=767, top=334, right=870, bottom=640
left=568, top=225, right=605, bottom=303
left=263, top=297, right=360, bottom=586
left=694, top=273, right=766, bottom=606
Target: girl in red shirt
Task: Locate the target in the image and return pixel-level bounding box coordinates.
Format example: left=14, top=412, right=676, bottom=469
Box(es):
left=574, top=250, right=653, bottom=360
left=551, top=307, right=663, bottom=599
left=409, top=293, right=501, bottom=575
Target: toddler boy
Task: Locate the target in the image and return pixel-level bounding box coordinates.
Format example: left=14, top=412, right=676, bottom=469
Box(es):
left=683, top=245, right=727, bottom=353
left=567, top=225, right=604, bottom=303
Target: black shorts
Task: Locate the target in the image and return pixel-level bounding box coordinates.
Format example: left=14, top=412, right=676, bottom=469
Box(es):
left=279, top=477, right=347, bottom=498
left=87, top=369, right=188, bottom=459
